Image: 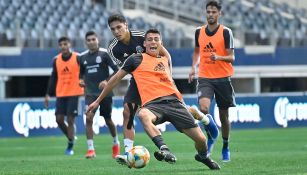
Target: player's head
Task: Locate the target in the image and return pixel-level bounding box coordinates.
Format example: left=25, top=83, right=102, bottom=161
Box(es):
left=108, top=14, right=129, bottom=41
left=58, top=36, right=71, bottom=54
left=85, top=31, right=99, bottom=51
left=144, top=29, right=162, bottom=57
left=205, top=0, right=222, bottom=25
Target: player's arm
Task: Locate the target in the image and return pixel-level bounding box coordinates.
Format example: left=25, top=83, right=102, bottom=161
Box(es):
left=86, top=69, right=127, bottom=114
left=210, top=27, right=235, bottom=63
left=77, top=55, right=85, bottom=87
left=189, top=28, right=201, bottom=83
left=44, top=59, right=57, bottom=108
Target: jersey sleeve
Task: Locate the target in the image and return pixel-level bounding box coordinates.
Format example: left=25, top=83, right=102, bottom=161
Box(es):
left=107, top=39, right=122, bottom=65
left=194, top=27, right=201, bottom=48
left=105, top=52, right=119, bottom=73
left=121, top=54, right=142, bottom=73
left=223, top=27, right=234, bottom=49
left=77, top=55, right=85, bottom=79
left=46, top=58, right=57, bottom=96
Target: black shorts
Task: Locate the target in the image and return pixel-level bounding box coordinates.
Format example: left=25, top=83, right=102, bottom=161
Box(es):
left=85, top=95, right=112, bottom=119
left=144, top=97, right=198, bottom=132
left=123, top=78, right=141, bottom=105
left=197, top=77, right=236, bottom=109
left=55, top=96, right=80, bottom=116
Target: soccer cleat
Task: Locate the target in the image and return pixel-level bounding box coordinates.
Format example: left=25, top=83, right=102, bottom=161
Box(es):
left=65, top=148, right=74, bottom=156
left=115, top=154, right=131, bottom=168
left=195, top=154, right=220, bottom=170
left=222, top=148, right=230, bottom=162
left=85, top=150, right=96, bottom=159
left=154, top=149, right=177, bottom=164
left=204, top=114, right=219, bottom=140
left=112, top=144, right=120, bottom=158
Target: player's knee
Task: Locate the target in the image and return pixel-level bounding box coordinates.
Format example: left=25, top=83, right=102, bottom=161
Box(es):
left=220, top=116, right=229, bottom=125
left=67, top=117, right=75, bottom=126
left=138, top=109, right=150, bottom=123
left=123, top=106, right=130, bottom=120
left=105, top=118, right=114, bottom=126
left=199, top=105, right=209, bottom=114
left=86, top=116, right=93, bottom=125
left=56, top=117, right=64, bottom=125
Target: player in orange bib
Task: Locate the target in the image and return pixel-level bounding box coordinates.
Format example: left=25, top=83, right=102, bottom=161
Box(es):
left=44, top=37, right=84, bottom=155
left=87, top=29, right=220, bottom=170
left=188, top=0, right=236, bottom=162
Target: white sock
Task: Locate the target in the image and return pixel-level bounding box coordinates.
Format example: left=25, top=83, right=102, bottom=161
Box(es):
left=200, top=113, right=210, bottom=125
left=87, top=139, right=94, bottom=150
left=124, top=138, right=134, bottom=153
left=113, top=135, right=119, bottom=145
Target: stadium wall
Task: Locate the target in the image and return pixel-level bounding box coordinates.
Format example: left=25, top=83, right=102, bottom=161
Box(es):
left=1, top=95, right=307, bottom=138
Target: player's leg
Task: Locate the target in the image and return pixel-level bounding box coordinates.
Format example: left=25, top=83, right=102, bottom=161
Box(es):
left=65, top=96, right=80, bottom=155
left=122, top=102, right=135, bottom=153
left=101, top=97, right=119, bottom=158
left=55, top=97, right=68, bottom=138
left=138, top=107, right=176, bottom=164
left=197, top=79, right=217, bottom=155
left=187, top=106, right=219, bottom=141
left=167, top=101, right=220, bottom=170
left=219, top=108, right=231, bottom=162
left=182, top=127, right=220, bottom=170
left=214, top=78, right=236, bottom=162
left=55, top=114, right=68, bottom=137
left=84, top=95, right=97, bottom=158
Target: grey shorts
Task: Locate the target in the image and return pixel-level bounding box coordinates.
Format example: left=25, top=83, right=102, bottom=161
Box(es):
left=85, top=95, right=112, bottom=119
left=143, top=97, right=198, bottom=132
left=55, top=96, right=80, bottom=116
left=197, top=77, right=236, bottom=109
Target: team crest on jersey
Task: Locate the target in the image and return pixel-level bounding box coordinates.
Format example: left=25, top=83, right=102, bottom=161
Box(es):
left=96, top=56, right=102, bottom=63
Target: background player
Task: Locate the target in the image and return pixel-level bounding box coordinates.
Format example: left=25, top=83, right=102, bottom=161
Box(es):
left=44, top=36, right=84, bottom=155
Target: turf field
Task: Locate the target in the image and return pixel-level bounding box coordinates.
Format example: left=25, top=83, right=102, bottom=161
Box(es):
left=0, top=127, right=307, bottom=175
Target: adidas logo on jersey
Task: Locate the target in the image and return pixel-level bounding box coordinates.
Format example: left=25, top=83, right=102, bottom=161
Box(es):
left=203, top=42, right=217, bottom=52
left=83, top=60, right=87, bottom=65
left=123, top=53, right=129, bottom=57
left=62, top=66, right=70, bottom=73
left=154, top=62, right=165, bottom=71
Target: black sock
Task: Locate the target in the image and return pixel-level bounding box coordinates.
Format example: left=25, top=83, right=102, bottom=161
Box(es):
left=67, top=139, right=74, bottom=150
left=198, top=150, right=208, bottom=159
left=222, top=137, right=229, bottom=149
left=152, top=135, right=168, bottom=150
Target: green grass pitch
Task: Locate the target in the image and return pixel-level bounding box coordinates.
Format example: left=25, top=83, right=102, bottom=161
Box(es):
left=1, top=127, right=307, bottom=175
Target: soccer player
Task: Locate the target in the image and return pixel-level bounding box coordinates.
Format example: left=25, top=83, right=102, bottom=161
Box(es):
left=44, top=36, right=84, bottom=155
left=78, top=31, right=120, bottom=159
left=87, top=29, right=220, bottom=170
left=107, top=14, right=219, bottom=163
left=107, top=14, right=145, bottom=156
left=188, top=0, right=236, bottom=162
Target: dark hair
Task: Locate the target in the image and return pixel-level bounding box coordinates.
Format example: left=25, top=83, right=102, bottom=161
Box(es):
left=58, top=36, right=70, bottom=44
left=145, top=28, right=161, bottom=39
left=85, top=31, right=97, bottom=39
left=108, top=13, right=127, bottom=26
left=206, top=0, right=222, bottom=11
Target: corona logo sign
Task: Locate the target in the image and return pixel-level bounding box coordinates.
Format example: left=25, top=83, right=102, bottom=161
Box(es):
left=12, top=103, right=57, bottom=137
left=213, top=103, right=261, bottom=127
left=274, top=97, right=307, bottom=128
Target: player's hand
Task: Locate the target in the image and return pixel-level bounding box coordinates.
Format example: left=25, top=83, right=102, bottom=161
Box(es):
left=79, top=79, right=85, bottom=87
left=44, top=95, right=50, bottom=108
left=98, top=80, right=107, bottom=90
left=210, top=53, right=219, bottom=61
left=188, top=67, right=196, bottom=83
left=86, top=101, right=99, bottom=114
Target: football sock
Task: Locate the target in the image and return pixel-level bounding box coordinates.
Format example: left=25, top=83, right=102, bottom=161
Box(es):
left=113, top=136, right=119, bottom=145
left=222, top=137, right=229, bottom=149
left=87, top=139, right=94, bottom=150
left=67, top=139, right=74, bottom=150
left=198, top=150, right=208, bottom=159
left=124, top=138, right=134, bottom=153
left=152, top=135, right=167, bottom=150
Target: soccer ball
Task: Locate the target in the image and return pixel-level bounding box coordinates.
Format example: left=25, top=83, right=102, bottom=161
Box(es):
left=127, top=145, right=150, bottom=169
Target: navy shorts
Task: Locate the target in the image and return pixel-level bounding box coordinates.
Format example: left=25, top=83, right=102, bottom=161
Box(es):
left=197, top=77, right=236, bottom=109
left=55, top=96, right=80, bottom=116
left=85, top=95, right=112, bottom=119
